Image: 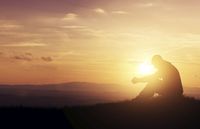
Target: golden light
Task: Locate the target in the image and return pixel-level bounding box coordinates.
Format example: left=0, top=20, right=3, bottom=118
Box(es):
left=137, top=62, right=156, bottom=76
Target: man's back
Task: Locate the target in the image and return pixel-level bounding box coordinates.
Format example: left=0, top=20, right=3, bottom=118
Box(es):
left=158, top=61, right=183, bottom=96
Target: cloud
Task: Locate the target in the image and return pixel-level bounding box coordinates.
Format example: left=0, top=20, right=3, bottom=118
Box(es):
left=41, top=56, right=53, bottom=62
left=61, top=25, right=87, bottom=29
left=0, top=24, right=22, bottom=30
left=137, top=2, right=155, bottom=7
left=0, top=20, right=23, bottom=30
left=10, top=53, right=53, bottom=62
left=12, top=54, right=33, bottom=61
left=59, top=23, right=104, bottom=39
left=31, top=64, right=57, bottom=71
left=59, top=51, right=81, bottom=56
left=25, top=52, right=33, bottom=56
left=62, top=13, right=78, bottom=21
left=111, top=11, right=129, bottom=15
left=94, top=8, right=106, bottom=14
left=0, top=43, right=47, bottom=47
left=61, top=25, right=104, bottom=38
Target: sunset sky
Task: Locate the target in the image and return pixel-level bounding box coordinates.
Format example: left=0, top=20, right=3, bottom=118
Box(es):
left=0, top=0, right=200, bottom=87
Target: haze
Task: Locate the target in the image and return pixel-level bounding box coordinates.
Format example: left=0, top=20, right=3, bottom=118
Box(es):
left=0, top=0, right=200, bottom=88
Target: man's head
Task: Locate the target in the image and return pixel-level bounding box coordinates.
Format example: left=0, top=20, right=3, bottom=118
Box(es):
left=152, top=55, right=163, bottom=68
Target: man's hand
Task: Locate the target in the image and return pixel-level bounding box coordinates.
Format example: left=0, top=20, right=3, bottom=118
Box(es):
left=131, top=77, right=139, bottom=84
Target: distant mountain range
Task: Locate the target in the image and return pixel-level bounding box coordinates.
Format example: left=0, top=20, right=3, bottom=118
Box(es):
left=0, top=82, right=199, bottom=107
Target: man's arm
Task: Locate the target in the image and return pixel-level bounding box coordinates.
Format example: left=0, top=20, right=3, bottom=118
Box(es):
left=132, top=72, right=160, bottom=84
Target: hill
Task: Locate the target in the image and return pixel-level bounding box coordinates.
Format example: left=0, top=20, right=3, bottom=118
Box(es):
left=0, top=107, right=71, bottom=129
left=0, top=96, right=200, bottom=129
left=65, top=96, right=200, bottom=129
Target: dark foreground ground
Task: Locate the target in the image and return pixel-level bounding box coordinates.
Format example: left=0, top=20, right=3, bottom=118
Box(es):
left=0, top=96, right=200, bottom=129
left=0, top=108, right=72, bottom=129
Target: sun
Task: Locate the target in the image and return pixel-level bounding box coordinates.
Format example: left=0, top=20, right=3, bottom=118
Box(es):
left=137, top=62, right=156, bottom=76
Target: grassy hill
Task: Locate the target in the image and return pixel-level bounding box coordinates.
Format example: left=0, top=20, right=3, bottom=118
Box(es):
left=0, top=96, right=200, bottom=129
left=0, top=107, right=72, bottom=129
left=65, top=96, right=200, bottom=129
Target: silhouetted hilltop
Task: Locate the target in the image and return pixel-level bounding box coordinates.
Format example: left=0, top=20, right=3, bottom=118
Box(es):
left=0, top=107, right=71, bottom=129
left=0, top=97, right=200, bottom=129
left=65, top=96, right=200, bottom=129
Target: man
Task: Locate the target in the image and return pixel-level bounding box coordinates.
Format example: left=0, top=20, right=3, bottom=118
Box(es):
left=132, top=55, right=183, bottom=100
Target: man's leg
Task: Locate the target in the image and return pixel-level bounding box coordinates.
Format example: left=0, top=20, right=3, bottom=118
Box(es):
left=135, top=82, right=157, bottom=100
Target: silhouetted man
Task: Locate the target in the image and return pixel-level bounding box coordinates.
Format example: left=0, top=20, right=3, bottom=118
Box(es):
left=132, top=55, right=183, bottom=100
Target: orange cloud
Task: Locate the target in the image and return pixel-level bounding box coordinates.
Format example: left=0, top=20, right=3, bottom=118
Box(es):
left=41, top=56, right=53, bottom=62
left=94, top=8, right=106, bottom=14
left=62, top=13, right=78, bottom=21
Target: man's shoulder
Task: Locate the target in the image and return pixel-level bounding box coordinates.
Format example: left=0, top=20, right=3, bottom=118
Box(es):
left=163, top=61, right=180, bottom=73
left=164, top=60, right=174, bottom=67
